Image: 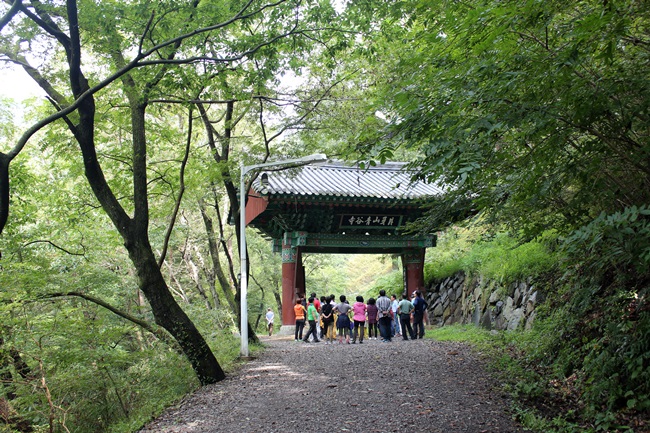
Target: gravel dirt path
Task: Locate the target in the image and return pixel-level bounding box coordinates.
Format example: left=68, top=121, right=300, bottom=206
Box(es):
left=139, top=335, right=523, bottom=433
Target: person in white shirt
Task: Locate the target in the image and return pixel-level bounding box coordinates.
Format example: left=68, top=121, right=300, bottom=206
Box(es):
left=376, top=290, right=392, bottom=342
left=390, top=294, right=401, bottom=337
left=265, top=308, right=274, bottom=336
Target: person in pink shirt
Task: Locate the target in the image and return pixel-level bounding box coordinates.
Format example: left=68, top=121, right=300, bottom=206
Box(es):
left=351, top=295, right=367, bottom=344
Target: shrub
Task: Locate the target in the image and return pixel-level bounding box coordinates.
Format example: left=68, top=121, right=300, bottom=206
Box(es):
left=424, top=227, right=557, bottom=284
left=514, top=206, right=650, bottom=429
left=424, top=212, right=650, bottom=429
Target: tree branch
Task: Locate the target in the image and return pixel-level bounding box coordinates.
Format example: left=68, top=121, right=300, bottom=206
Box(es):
left=0, top=0, right=21, bottom=31
left=0, top=0, right=311, bottom=238
left=1, top=0, right=292, bottom=165
left=18, top=0, right=71, bottom=53
left=32, top=291, right=182, bottom=352
left=213, top=187, right=238, bottom=287
left=21, top=240, right=85, bottom=256
left=158, top=106, right=193, bottom=268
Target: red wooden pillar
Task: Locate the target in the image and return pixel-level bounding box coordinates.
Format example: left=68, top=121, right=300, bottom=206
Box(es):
left=295, top=249, right=306, bottom=299
left=281, top=244, right=306, bottom=326
left=281, top=241, right=297, bottom=326
left=402, top=248, right=426, bottom=297
left=281, top=232, right=309, bottom=327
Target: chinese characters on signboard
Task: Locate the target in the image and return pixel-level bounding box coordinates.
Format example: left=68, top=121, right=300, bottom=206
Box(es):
left=339, top=214, right=402, bottom=229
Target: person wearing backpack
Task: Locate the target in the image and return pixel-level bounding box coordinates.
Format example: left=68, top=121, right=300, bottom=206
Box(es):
left=366, top=298, right=378, bottom=340
left=412, top=290, right=428, bottom=339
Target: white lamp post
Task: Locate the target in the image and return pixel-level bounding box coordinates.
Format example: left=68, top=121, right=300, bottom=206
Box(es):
left=239, top=153, right=327, bottom=357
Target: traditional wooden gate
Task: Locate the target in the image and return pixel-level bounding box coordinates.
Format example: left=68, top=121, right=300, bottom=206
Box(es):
left=244, top=160, right=443, bottom=326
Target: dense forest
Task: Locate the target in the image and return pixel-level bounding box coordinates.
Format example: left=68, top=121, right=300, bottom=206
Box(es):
left=1, top=0, right=648, bottom=431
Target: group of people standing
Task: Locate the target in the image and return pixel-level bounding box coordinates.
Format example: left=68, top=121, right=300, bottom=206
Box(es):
left=293, top=289, right=429, bottom=344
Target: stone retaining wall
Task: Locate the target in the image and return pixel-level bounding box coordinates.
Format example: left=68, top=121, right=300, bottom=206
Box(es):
left=425, top=271, right=542, bottom=331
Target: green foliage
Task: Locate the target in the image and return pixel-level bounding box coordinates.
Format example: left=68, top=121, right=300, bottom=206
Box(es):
left=368, top=269, right=403, bottom=298
left=424, top=226, right=557, bottom=284
left=513, top=280, right=650, bottom=430
left=543, top=207, right=650, bottom=424
left=357, top=0, right=650, bottom=240
left=491, top=210, right=650, bottom=430
left=427, top=324, right=497, bottom=347
left=355, top=0, right=650, bottom=428
left=562, top=206, right=650, bottom=275
left=0, top=259, right=242, bottom=433
left=463, top=232, right=557, bottom=282
left=304, top=254, right=352, bottom=296
left=0, top=165, right=242, bottom=433
left=424, top=211, right=650, bottom=430
left=1, top=298, right=199, bottom=433
left=303, top=254, right=397, bottom=300
left=0, top=97, right=17, bottom=147
left=423, top=228, right=471, bottom=281
left=345, top=255, right=395, bottom=296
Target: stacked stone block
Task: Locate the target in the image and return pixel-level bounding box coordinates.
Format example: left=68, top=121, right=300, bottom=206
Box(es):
left=426, top=272, right=542, bottom=331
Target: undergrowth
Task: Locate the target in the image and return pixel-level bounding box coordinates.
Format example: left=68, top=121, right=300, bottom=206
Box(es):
left=0, top=293, right=243, bottom=433
left=424, top=208, right=650, bottom=432
left=424, top=227, right=557, bottom=283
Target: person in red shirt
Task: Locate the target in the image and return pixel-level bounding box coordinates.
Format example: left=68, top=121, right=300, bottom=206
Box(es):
left=311, top=292, right=321, bottom=311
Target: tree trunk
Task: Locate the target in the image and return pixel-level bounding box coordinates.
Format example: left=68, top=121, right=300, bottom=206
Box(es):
left=0, top=338, right=33, bottom=432
left=196, top=102, right=259, bottom=345
left=273, top=289, right=283, bottom=323
left=128, top=241, right=225, bottom=384
left=198, top=197, right=237, bottom=312
left=184, top=252, right=213, bottom=309
left=0, top=154, right=9, bottom=240
left=70, top=77, right=225, bottom=384
left=121, top=100, right=224, bottom=384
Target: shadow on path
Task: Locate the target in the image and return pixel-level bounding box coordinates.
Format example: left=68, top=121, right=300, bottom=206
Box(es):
left=139, top=337, right=522, bottom=433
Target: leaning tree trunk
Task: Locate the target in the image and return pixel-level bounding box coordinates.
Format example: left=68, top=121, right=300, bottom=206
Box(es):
left=273, top=290, right=283, bottom=324
left=118, top=100, right=225, bottom=384
left=72, top=80, right=226, bottom=384
left=128, top=240, right=225, bottom=384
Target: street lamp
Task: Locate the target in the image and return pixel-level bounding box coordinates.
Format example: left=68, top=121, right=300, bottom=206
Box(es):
left=239, top=153, right=327, bottom=357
